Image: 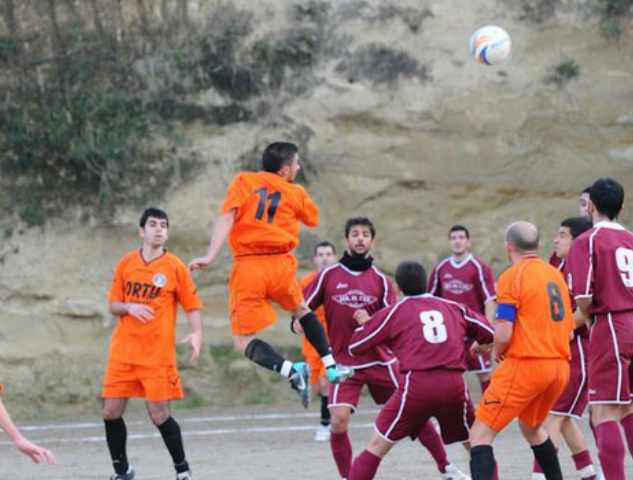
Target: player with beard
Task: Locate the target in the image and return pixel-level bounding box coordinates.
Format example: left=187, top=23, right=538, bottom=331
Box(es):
left=429, top=225, right=496, bottom=393
left=567, top=178, right=633, bottom=480
left=300, top=217, right=470, bottom=480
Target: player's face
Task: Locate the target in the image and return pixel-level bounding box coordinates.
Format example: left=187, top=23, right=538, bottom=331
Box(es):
left=314, top=246, right=336, bottom=271
left=553, top=226, right=572, bottom=259
left=346, top=225, right=374, bottom=257
left=579, top=192, right=590, bottom=216
left=449, top=231, right=470, bottom=256
left=139, top=216, right=169, bottom=248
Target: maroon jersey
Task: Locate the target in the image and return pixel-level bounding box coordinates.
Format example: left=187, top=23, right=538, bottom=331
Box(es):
left=549, top=251, right=565, bottom=271
left=567, top=221, right=633, bottom=314
left=428, top=254, right=496, bottom=314
left=348, top=295, right=495, bottom=372
left=305, top=263, right=396, bottom=368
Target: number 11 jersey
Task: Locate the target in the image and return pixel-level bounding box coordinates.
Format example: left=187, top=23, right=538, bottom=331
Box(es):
left=222, top=171, right=319, bottom=256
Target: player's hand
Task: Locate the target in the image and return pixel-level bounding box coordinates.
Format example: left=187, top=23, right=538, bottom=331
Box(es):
left=14, top=437, right=56, bottom=464
left=127, top=304, right=154, bottom=323
left=188, top=256, right=212, bottom=272
left=353, top=309, right=370, bottom=325
left=181, top=331, right=203, bottom=363
left=470, top=341, right=492, bottom=355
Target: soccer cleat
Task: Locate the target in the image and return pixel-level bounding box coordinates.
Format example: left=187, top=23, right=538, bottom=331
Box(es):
left=176, top=471, right=193, bottom=480
left=326, top=364, right=354, bottom=384
left=110, top=466, right=135, bottom=480
left=314, top=424, right=331, bottom=442
left=441, top=463, right=471, bottom=480
left=531, top=474, right=546, bottom=480
left=289, top=362, right=311, bottom=408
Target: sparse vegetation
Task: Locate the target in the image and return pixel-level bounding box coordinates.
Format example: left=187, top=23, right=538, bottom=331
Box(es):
left=514, top=0, right=559, bottom=23
left=600, top=0, right=633, bottom=38
left=545, top=58, right=580, bottom=87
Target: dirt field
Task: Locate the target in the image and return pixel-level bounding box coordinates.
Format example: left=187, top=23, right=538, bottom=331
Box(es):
left=1, top=401, right=629, bottom=480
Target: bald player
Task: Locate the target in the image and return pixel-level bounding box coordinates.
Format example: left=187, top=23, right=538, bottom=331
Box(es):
left=469, top=221, right=575, bottom=480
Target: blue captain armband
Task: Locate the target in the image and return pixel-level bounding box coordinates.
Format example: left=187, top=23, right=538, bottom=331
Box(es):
left=496, top=304, right=517, bottom=323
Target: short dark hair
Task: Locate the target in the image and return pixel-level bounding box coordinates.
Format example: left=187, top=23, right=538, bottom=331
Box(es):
left=262, top=142, right=299, bottom=173
left=314, top=241, right=336, bottom=256
left=395, top=261, right=428, bottom=296
left=590, top=177, right=624, bottom=220
left=582, top=186, right=591, bottom=195
left=560, top=216, right=593, bottom=240
left=140, top=208, right=169, bottom=228
left=344, top=217, right=376, bottom=238
left=448, top=225, right=470, bottom=239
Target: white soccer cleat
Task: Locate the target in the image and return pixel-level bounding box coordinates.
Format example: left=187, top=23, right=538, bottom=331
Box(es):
left=441, top=463, right=471, bottom=480
left=314, top=424, right=331, bottom=442
left=531, top=474, right=546, bottom=480
left=176, top=470, right=192, bottom=480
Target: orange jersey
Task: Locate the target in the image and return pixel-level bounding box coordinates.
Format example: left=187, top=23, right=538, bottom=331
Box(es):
left=222, top=172, right=319, bottom=256
left=108, top=250, right=203, bottom=366
left=298, top=271, right=328, bottom=358
left=496, top=256, right=574, bottom=360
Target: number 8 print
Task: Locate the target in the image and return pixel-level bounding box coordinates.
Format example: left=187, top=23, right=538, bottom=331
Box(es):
left=420, top=310, right=448, bottom=344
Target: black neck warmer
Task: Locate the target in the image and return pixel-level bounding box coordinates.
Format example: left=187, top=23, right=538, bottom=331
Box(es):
left=339, top=251, right=374, bottom=272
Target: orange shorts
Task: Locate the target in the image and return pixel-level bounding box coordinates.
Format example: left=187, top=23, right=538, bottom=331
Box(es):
left=0, top=382, right=2, bottom=395
left=476, top=358, right=569, bottom=431
left=305, top=351, right=328, bottom=386
left=101, top=360, right=184, bottom=402
left=229, top=254, right=303, bottom=336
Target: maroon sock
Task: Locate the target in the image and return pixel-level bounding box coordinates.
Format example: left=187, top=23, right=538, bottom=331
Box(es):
left=480, top=379, right=491, bottom=393
left=620, top=413, right=633, bottom=458
left=595, top=421, right=626, bottom=480
left=348, top=450, right=381, bottom=480
left=330, top=430, right=353, bottom=478
left=417, top=420, right=449, bottom=472
left=571, top=449, right=596, bottom=479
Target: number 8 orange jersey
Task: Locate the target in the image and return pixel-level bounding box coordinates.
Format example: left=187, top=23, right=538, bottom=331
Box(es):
left=223, top=171, right=319, bottom=256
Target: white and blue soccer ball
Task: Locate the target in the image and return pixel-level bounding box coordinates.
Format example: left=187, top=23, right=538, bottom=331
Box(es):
left=469, top=26, right=511, bottom=66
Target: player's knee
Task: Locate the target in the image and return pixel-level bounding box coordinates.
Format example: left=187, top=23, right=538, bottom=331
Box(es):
left=149, top=409, right=170, bottom=426
left=102, top=406, right=121, bottom=421
left=291, top=303, right=310, bottom=319
left=330, top=413, right=350, bottom=433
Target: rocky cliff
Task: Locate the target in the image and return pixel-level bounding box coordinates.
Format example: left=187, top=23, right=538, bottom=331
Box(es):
left=1, top=0, right=632, bottom=416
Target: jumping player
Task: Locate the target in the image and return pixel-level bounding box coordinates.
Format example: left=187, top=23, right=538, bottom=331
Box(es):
left=566, top=177, right=633, bottom=480
left=429, top=225, right=496, bottom=393
left=102, top=208, right=203, bottom=480
left=469, top=221, right=575, bottom=480
left=532, top=216, right=599, bottom=480
left=0, top=384, right=55, bottom=465
left=302, top=217, right=469, bottom=480
left=298, top=241, right=337, bottom=441
left=189, top=142, right=351, bottom=409
left=346, top=260, right=494, bottom=480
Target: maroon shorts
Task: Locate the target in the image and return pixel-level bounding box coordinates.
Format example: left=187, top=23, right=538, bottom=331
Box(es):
left=588, top=312, right=633, bottom=404
left=375, top=370, right=474, bottom=445
left=550, top=335, right=589, bottom=418
left=329, top=362, right=399, bottom=411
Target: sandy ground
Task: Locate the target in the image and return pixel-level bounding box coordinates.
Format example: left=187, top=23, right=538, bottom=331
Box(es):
left=1, top=401, right=629, bottom=480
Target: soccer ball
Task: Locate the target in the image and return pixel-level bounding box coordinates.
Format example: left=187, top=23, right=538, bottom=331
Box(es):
left=469, top=26, right=511, bottom=66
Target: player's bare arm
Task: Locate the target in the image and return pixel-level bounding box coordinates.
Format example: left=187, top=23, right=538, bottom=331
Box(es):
left=0, top=398, right=56, bottom=465
left=109, top=301, right=154, bottom=323
left=492, top=320, right=514, bottom=362
left=180, top=309, right=203, bottom=363
left=574, top=297, right=593, bottom=326
left=189, top=209, right=236, bottom=271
